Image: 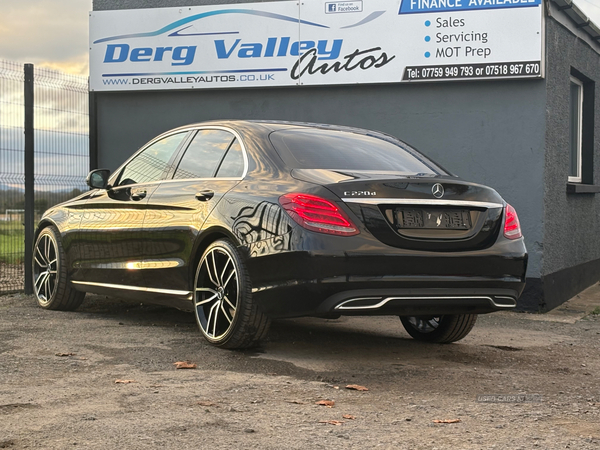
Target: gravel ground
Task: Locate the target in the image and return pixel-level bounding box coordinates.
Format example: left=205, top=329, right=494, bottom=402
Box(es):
left=1, top=291, right=599, bottom=449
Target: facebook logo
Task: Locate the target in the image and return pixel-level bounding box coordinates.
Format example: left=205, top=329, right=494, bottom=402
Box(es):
left=325, top=2, right=362, bottom=14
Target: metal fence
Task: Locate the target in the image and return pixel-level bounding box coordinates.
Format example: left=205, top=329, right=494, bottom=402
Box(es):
left=0, top=61, right=89, bottom=294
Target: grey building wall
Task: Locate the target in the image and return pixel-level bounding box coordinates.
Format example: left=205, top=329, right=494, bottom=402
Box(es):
left=93, top=0, right=547, bottom=282
left=541, top=9, right=600, bottom=308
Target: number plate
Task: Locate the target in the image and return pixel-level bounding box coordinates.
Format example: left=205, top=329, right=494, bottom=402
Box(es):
left=396, top=209, right=471, bottom=230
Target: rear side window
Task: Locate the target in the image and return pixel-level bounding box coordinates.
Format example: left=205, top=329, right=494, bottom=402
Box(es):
left=216, top=139, right=244, bottom=178
left=269, top=128, right=447, bottom=175
left=117, top=132, right=186, bottom=186
left=174, top=130, right=235, bottom=179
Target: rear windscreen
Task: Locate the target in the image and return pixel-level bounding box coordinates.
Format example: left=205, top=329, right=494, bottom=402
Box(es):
left=269, top=128, right=448, bottom=175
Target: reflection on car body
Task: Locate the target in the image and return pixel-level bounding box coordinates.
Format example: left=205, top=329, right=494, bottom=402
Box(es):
left=32, top=120, right=527, bottom=348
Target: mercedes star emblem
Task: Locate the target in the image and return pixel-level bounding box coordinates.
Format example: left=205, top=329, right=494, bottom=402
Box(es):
left=432, top=183, right=444, bottom=199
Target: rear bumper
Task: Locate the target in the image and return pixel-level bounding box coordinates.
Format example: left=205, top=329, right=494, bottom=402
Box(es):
left=252, top=279, right=524, bottom=318
left=244, top=226, right=527, bottom=319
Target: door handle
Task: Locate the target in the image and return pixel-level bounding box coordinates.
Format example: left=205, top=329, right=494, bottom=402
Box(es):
left=195, top=190, right=215, bottom=201
left=131, top=190, right=147, bottom=201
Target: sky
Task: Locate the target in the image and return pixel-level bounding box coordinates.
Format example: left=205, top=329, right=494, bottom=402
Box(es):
left=0, top=0, right=599, bottom=76
left=0, top=0, right=92, bottom=76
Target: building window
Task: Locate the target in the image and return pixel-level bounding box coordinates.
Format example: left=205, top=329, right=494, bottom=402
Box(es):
left=568, top=76, right=583, bottom=183
left=567, top=69, right=595, bottom=190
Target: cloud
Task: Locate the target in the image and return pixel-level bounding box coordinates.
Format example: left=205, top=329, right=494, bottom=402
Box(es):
left=38, top=57, right=89, bottom=77
left=0, top=0, right=91, bottom=75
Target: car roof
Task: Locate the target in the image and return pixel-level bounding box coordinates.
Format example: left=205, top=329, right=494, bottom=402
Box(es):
left=165, top=119, right=393, bottom=140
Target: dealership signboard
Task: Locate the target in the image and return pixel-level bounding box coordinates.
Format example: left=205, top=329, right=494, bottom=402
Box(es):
left=89, top=0, right=544, bottom=91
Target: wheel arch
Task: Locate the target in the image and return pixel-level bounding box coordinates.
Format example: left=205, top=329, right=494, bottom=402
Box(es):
left=34, top=218, right=60, bottom=242
left=189, top=227, right=243, bottom=290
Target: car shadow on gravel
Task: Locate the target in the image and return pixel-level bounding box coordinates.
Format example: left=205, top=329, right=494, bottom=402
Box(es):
left=62, top=295, right=559, bottom=380
left=78, top=295, right=197, bottom=328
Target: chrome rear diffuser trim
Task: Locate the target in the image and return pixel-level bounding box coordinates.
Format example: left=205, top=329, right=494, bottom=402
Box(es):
left=335, top=295, right=517, bottom=310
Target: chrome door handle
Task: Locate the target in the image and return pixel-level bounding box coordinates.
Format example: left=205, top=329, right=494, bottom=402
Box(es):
left=131, top=190, right=147, bottom=200
left=195, top=190, right=215, bottom=201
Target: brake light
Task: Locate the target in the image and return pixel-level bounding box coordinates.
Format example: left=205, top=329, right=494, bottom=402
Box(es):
left=503, top=203, right=522, bottom=240
left=279, top=193, right=359, bottom=236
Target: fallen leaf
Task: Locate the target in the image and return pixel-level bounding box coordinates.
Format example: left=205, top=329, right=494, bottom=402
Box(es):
left=315, top=400, right=335, bottom=408
left=345, top=384, right=369, bottom=391
left=433, top=419, right=461, bottom=424
left=55, top=352, right=75, bottom=357
left=197, top=401, right=216, bottom=407
left=115, top=379, right=136, bottom=384
left=287, top=400, right=306, bottom=405
left=319, top=420, right=344, bottom=426
left=342, top=414, right=356, bottom=420
left=173, top=361, right=197, bottom=369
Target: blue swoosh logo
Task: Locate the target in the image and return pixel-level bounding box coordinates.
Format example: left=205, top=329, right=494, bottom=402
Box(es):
left=93, top=9, right=329, bottom=44
left=168, top=25, right=239, bottom=37
left=341, top=11, right=385, bottom=29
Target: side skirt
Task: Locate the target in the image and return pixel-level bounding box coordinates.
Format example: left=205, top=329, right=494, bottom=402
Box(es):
left=71, top=280, right=194, bottom=312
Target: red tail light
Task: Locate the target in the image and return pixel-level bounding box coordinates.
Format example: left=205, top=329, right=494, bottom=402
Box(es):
left=503, top=203, right=522, bottom=240
left=279, top=193, right=359, bottom=236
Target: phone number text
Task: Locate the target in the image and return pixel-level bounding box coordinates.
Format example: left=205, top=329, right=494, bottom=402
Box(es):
left=402, top=61, right=541, bottom=81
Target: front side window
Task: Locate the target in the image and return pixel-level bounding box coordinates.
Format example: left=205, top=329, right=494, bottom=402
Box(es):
left=569, top=76, right=583, bottom=183
left=117, top=132, right=186, bottom=186
left=174, top=130, right=235, bottom=179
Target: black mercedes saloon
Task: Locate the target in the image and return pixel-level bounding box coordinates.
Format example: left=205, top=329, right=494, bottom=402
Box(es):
left=32, top=120, right=527, bottom=348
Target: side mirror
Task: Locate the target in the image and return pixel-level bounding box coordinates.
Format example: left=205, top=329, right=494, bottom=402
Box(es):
left=86, top=169, right=111, bottom=190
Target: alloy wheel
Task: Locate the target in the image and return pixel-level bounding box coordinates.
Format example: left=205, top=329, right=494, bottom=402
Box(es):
left=33, top=232, right=58, bottom=304
left=194, top=246, right=239, bottom=340
left=406, top=316, right=441, bottom=334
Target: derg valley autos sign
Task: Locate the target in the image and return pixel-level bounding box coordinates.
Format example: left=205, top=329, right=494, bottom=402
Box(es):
left=89, top=0, right=543, bottom=91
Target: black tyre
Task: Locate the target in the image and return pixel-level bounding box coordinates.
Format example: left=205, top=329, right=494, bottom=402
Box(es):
left=193, top=239, right=270, bottom=349
left=32, top=226, right=85, bottom=310
left=400, top=314, right=477, bottom=343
